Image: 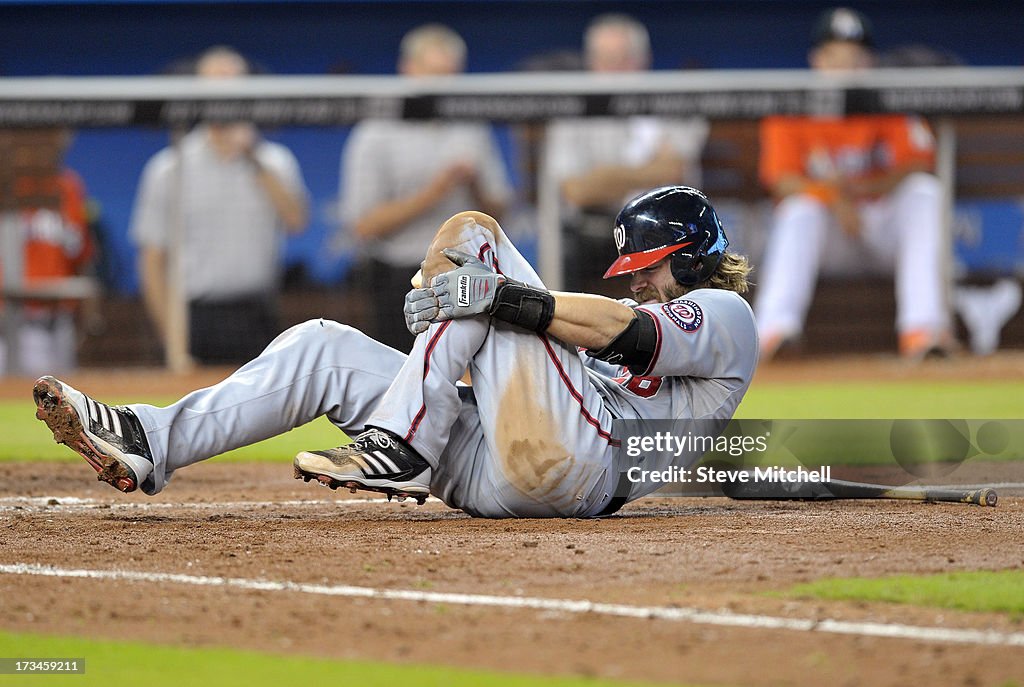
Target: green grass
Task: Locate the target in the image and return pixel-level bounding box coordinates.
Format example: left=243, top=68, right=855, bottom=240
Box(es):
left=0, top=631, right=671, bottom=687
left=780, top=570, right=1024, bottom=615
left=3, top=379, right=1023, bottom=464
left=736, top=380, right=1024, bottom=419
left=2, top=397, right=346, bottom=463
left=728, top=381, right=1024, bottom=467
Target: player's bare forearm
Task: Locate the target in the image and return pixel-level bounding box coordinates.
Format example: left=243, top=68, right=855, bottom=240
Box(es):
left=417, top=250, right=633, bottom=347
left=546, top=292, right=636, bottom=350
left=416, top=254, right=634, bottom=348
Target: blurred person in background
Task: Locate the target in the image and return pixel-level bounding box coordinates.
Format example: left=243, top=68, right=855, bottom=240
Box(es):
left=0, top=128, right=95, bottom=376
left=131, top=46, right=309, bottom=365
left=542, top=13, right=709, bottom=292
left=338, top=23, right=513, bottom=352
left=754, top=7, right=951, bottom=361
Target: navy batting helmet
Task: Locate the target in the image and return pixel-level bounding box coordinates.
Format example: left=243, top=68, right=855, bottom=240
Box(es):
left=603, top=186, right=729, bottom=286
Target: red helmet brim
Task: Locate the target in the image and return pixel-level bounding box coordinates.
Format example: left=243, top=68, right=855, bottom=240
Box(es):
left=602, top=241, right=693, bottom=279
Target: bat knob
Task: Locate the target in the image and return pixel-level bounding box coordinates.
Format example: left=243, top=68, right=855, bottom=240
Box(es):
left=981, top=488, right=998, bottom=507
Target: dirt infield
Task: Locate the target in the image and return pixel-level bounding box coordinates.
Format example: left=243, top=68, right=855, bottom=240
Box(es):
left=2, top=460, right=1023, bottom=687
left=3, top=355, right=1023, bottom=685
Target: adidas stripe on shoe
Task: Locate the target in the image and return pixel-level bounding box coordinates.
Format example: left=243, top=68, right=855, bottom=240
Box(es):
left=293, top=427, right=431, bottom=504
left=33, top=376, right=155, bottom=493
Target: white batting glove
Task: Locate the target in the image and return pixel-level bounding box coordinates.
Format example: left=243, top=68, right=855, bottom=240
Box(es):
left=403, top=287, right=440, bottom=335
left=430, top=248, right=503, bottom=321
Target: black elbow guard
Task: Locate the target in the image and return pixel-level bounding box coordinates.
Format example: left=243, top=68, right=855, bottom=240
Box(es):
left=585, top=309, right=658, bottom=372
left=488, top=278, right=556, bottom=333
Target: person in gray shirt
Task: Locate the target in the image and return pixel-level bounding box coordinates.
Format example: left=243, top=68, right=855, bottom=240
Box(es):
left=339, top=24, right=513, bottom=351
left=542, top=14, right=708, bottom=291
left=131, top=47, right=309, bottom=364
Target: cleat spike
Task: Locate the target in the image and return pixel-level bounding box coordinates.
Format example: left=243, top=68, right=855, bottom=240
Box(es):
left=32, top=376, right=150, bottom=494
left=290, top=428, right=431, bottom=506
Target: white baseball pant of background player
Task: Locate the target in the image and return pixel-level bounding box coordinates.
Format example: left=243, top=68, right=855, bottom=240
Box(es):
left=128, top=215, right=623, bottom=517
left=754, top=172, right=949, bottom=341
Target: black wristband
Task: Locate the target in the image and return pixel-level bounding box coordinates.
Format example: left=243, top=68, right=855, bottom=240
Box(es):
left=488, top=278, right=556, bottom=332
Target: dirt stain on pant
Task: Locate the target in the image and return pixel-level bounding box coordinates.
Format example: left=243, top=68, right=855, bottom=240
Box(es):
left=494, top=365, right=576, bottom=506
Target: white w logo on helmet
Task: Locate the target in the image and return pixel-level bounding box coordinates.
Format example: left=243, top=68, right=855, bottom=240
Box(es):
left=613, top=224, right=626, bottom=251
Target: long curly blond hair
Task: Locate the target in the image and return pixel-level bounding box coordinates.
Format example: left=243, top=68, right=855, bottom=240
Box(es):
left=702, top=252, right=751, bottom=294
left=664, top=252, right=751, bottom=300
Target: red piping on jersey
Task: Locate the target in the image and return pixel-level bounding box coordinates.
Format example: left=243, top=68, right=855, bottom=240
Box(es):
left=405, top=240, right=494, bottom=444
left=638, top=306, right=663, bottom=377
left=478, top=241, right=501, bottom=274
left=484, top=238, right=617, bottom=447
left=538, top=334, right=620, bottom=447
left=404, top=319, right=453, bottom=443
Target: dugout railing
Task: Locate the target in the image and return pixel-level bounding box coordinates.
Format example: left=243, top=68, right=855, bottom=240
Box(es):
left=1, top=67, right=1023, bottom=372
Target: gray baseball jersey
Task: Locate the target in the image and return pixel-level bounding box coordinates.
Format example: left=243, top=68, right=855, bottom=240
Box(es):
left=339, top=120, right=513, bottom=268
left=130, top=127, right=308, bottom=300
left=583, top=291, right=759, bottom=503
left=128, top=219, right=757, bottom=518
left=543, top=116, right=710, bottom=209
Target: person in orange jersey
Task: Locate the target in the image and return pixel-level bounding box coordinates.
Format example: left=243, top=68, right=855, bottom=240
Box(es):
left=754, top=7, right=952, bottom=361
left=0, top=128, right=94, bottom=376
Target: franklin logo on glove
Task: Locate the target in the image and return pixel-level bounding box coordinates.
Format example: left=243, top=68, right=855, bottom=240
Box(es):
left=458, top=274, right=472, bottom=308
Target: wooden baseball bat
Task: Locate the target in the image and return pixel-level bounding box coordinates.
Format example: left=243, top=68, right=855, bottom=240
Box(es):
left=722, top=476, right=998, bottom=507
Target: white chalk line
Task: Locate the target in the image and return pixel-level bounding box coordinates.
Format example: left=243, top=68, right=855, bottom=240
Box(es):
left=0, top=495, right=441, bottom=513
left=2, top=562, right=1022, bottom=648
left=4, top=482, right=1020, bottom=514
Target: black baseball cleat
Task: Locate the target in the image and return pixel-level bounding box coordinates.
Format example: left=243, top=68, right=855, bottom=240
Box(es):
left=33, top=376, right=154, bottom=493
left=293, top=428, right=431, bottom=505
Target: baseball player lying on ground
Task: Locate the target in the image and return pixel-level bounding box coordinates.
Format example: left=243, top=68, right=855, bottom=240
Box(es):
left=33, top=186, right=758, bottom=518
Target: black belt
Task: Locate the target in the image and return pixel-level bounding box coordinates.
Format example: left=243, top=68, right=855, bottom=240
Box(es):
left=594, top=469, right=633, bottom=517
